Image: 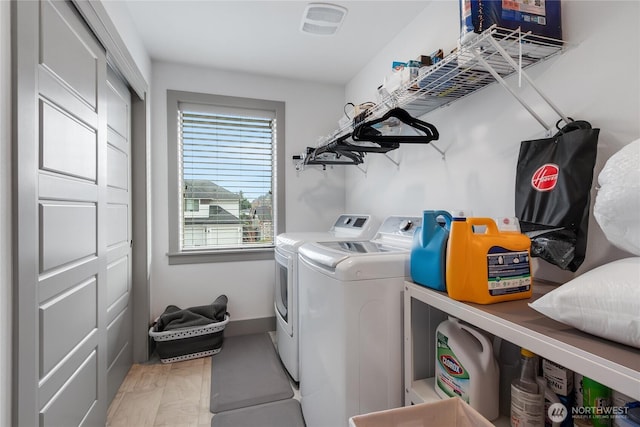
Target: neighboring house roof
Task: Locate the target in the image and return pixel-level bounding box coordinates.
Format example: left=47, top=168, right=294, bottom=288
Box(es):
left=183, top=179, right=240, bottom=200
left=185, top=205, right=241, bottom=225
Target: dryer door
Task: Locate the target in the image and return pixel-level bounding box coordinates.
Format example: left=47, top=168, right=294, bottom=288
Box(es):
left=274, top=248, right=293, bottom=336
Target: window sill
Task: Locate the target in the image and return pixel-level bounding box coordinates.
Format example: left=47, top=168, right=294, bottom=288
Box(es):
left=167, top=247, right=274, bottom=265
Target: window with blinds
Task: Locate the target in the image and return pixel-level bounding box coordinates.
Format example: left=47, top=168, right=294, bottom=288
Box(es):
left=179, top=102, right=276, bottom=251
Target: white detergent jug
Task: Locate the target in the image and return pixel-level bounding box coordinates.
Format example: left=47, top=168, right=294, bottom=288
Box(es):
left=435, top=317, right=500, bottom=421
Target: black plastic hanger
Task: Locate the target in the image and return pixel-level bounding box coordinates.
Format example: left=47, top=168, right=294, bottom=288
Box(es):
left=304, top=144, right=364, bottom=166
left=327, top=133, right=399, bottom=154
left=352, top=107, right=439, bottom=144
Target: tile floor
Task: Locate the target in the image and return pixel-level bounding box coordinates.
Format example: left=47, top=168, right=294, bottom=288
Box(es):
left=106, top=357, right=214, bottom=427
left=107, top=333, right=299, bottom=427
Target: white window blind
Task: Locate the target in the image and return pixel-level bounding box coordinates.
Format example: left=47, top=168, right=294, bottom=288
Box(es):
left=179, top=102, right=275, bottom=251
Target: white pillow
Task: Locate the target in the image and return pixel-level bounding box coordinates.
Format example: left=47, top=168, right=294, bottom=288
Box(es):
left=529, top=258, right=640, bottom=349
left=594, top=139, right=640, bottom=255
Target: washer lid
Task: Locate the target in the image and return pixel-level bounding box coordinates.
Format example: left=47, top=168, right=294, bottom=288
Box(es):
left=276, top=231, right=336, bottom=251
left=317, top=240, right=401, bottom=254
left=299, top=239, right=408, bottom=268
left=299, top=242, right=350, bottom=268
left=299, top=241, right=411, bottom=279
left=275, top=214, right=378, bottom=252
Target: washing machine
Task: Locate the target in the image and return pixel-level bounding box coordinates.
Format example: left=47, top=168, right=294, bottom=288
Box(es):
left=274, top=214, right=377, bottom=382
left=297, top=216, right=421, bottom=427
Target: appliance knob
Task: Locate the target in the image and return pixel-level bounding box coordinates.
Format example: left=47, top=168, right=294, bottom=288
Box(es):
left=343, top=217, right=352, bottom=225
left=399, top=220, right=413, bottom=232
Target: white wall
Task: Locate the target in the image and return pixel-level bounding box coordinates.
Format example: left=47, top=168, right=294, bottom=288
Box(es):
left=151, top=61, right=345, bottom=321
left=0, top=1, right=11, bottom=424
left=344, top=1, right=640, bottom=284
left=100, top=0, right=152, bottom=87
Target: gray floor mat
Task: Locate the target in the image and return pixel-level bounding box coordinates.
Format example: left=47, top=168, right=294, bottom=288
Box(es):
left=210, top=333, right=294, bottom=413
left=211, top=399, right=305, bottom=427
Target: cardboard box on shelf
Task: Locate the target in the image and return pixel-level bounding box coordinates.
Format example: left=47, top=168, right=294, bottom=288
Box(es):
left=459, top=0, right=562, bottom=42
left=543, top=358, right=574, bottom=396
left=348, top=397, right=494, bottom=427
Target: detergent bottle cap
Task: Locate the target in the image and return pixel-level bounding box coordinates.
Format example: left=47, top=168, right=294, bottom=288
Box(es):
left=451, top=209, right=472, bottom=220
left=520, top=348, right=536, bottom=358
left=495, top=216, right=521, bottom=232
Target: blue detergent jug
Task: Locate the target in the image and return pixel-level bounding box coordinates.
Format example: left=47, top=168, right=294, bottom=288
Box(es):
left=410, top=210, right=452, bottom=291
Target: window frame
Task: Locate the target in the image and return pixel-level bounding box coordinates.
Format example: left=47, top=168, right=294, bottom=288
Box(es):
left=166, top=90, right=285, bottom=264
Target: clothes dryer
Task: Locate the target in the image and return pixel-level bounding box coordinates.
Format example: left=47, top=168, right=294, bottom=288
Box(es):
left=297, top=216, right=421, bottom=427
left=274, top=214, right=377, bottom=382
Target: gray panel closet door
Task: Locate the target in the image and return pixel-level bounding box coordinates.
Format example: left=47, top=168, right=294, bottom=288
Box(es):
left=105, top=66, right=133, bottom=404
left=13, top=1, right=131, bottom=425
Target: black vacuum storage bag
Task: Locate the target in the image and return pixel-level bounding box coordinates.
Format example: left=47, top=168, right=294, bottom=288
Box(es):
left=515, top=120, right=600, bottom=272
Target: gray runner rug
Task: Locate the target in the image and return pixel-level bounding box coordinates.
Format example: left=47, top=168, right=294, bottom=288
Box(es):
left=210, top=332, right=294, bottom=413
left=211, top=399, right=305, bottom=427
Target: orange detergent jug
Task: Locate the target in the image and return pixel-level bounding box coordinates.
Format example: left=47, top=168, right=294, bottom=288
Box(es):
left=446, top=216, right=532, bottom=304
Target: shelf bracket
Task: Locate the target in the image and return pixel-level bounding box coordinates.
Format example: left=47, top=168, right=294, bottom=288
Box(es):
left=471, top=33, right=570, bottom=133
left=429, top=142, right=446, bottom=160
left=486, top=34, right=571, bottom=127
left=472, top=52, right=553, bottom=132
left=383, top=153, right=400, bottom=168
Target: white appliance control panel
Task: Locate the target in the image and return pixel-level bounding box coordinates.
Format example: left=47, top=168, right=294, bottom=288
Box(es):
left=332, top=215, right=371, bottom=230
left=375, top=216, right=422, bottom=239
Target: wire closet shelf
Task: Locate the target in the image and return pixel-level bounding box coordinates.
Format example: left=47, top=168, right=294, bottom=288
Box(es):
left=298, top=25, right=567, bottom=169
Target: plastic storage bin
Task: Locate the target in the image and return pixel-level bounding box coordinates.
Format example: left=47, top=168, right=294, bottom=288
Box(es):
left=348, top=397, right=494, bottom=427
left=149, top=314, right=229, bottom=363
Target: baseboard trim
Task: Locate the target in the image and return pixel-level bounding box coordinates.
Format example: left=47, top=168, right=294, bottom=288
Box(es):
left=225, top=316, right=276, bottom=337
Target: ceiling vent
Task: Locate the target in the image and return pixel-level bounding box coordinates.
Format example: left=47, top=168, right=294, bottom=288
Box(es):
left=300, top=3, right=348, bottom=36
